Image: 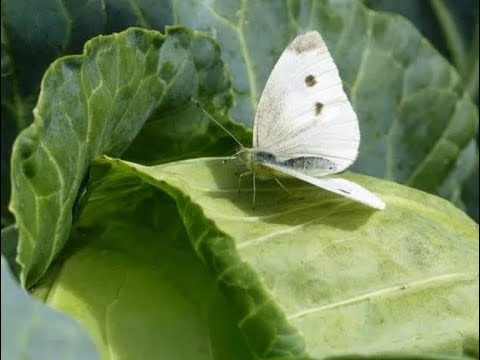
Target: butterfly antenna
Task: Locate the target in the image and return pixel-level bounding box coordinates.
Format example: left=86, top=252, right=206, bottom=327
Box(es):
left=191, top=98, right=244, bottom=147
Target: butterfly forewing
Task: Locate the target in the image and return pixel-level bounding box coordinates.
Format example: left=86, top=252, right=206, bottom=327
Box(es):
left=253, top=31, right=359, bottom=174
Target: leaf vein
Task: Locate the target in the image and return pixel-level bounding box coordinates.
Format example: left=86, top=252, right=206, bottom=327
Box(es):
left=237, top=0, right=258, bottom=114
left=287, top=272, right=478, bottom=320
left=237, top=203, right=348, bottom=249
left=348, top=12, right=373, bottom=106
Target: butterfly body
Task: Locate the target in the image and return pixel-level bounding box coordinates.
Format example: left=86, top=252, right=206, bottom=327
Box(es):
left=238, top=147, right=341, bottom=179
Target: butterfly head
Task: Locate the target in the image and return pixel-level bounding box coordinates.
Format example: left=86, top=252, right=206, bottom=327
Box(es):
left=235, top=147, right=255, bottom=168
left=234, top=148, right=280, bottom=180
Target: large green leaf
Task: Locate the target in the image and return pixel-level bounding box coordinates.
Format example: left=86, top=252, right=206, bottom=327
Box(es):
left=1, top=255, right=99, bottom=360
left=10, top=26, right=237, bottom=287
left=32, top=166, right=254, bottom=360
left=51, top=155, right=476, bottom=359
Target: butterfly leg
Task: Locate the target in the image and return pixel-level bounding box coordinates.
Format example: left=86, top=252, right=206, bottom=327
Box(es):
left=274, top=177, right=304, bottom=200
left=273, top=177, right=293, bottom=195
left=238, top=171, right=252, bottom=195
left=223, top=153, right=239, bottom=164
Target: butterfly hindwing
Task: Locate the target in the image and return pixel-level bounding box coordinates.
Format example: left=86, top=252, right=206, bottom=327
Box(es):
left=262, top=163, right=386, bottom=210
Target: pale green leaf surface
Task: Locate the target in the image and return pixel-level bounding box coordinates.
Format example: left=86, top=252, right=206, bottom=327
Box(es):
left=86, top=156, right=478, bottom=359
left=1, top=256, right=99, bottom=360
left=275, top=355, right=476, bottom=360
left=323, top=355, right=476, bottom=360
left=10, top=27, right=237, bottom=287
left=33, top=164, right=254, bottom=360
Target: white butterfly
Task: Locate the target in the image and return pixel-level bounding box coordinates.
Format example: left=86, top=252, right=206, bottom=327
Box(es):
left=196, top=31, right=385, bottom=210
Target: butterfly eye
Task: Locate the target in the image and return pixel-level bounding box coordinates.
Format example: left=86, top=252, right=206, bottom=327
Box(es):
left=305, top=75, right=317, bottom=87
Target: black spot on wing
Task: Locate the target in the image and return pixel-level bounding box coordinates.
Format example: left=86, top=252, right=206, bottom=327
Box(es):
left=305, top=75, right=316, bottom=87
left=338, top=189, right=351, bottom=194
left=315, top=102, right=323, bottom=115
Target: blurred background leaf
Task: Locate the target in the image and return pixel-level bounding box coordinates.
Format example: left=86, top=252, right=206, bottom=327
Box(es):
left=364, top=0, right=479, bottom=220
left=364, top=0, right=479, bottom=102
